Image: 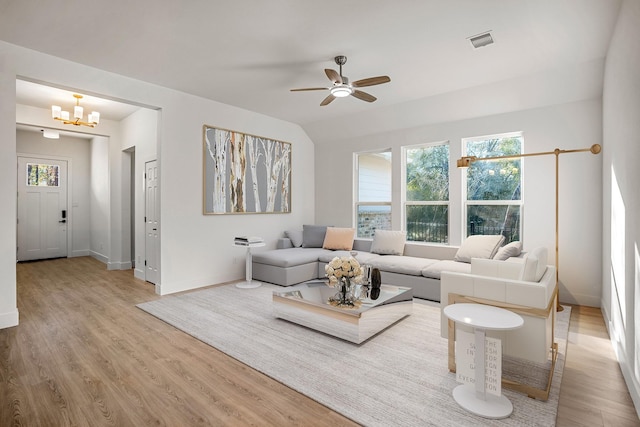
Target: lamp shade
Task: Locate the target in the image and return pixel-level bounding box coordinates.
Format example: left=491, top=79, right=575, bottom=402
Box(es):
left=74, top=105, right=83, bottom=120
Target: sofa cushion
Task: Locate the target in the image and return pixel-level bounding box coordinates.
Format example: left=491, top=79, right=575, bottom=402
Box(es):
left=493, top=241, right=522, bottom=261
left=302, top=225, right=328, bottom=248
left=285, top=230, right=303, bottom=248
left=370, top=255, right=437, bottom=276
left=520, top=247, right=548, bottom=282
left=252, top=248, right=330, bottom=268
left=423, top=260, right=472, bottom=279
left=370, top=230, right=406, bottom=255
left=318, top=250, right=381, bottom=265
left=322, top=227, right=355, bottom=250
left=454, top=235, right=505, bottom=263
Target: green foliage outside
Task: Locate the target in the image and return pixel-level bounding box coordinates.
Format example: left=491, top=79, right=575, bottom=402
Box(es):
left=27, top=164, right=59, bottom=187
left=466, top=136, right=522, bottom=243
left=466, top=137, right=521, bottom=201
left=405, top=144, right=449, bottom=242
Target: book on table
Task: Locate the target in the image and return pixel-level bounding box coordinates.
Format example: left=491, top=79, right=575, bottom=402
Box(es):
left=234, top=236, right=264, bottom=245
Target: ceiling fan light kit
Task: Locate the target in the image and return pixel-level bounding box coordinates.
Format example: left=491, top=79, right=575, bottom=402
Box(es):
left=52, top=94, right=100, bottom=127
left=291, top=55, right=390, bottom=106
left=330, top=84, right=353, bottom=98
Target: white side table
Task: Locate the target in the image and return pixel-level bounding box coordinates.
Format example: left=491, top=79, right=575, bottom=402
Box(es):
left=233, top=241, right=265, bottom=289
left=444, top=303, right=523, bottom=419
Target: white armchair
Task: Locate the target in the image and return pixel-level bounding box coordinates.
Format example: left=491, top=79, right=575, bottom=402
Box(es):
left=440, top=247, right=558, bottom=400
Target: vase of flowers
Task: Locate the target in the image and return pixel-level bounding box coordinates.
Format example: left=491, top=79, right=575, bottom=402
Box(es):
left=325, top=256, right=363, bottom=307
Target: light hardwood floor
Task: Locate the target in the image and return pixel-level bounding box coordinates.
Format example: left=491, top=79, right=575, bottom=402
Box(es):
left=1, top=257, right=638, bottom=426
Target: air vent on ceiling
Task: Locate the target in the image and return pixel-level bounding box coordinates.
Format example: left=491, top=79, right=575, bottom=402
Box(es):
left=469, top=31, right=494, bottom=49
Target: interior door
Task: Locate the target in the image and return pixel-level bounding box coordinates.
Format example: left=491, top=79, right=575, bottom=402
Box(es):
left=145, top=160, right=159, bottom=284
left=17, top=157, right=68, bottom=261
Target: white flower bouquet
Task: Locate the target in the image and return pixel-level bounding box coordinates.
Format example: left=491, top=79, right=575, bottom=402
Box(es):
left=325, top=256, right=363, bottom=287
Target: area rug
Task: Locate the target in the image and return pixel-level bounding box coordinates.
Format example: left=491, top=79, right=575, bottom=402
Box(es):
left=137, top=283, right=569, bottom=427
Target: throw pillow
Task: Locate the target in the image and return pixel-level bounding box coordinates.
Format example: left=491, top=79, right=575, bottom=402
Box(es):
left=520, top=247, right=548, bottom=282
left=302, top=225, right=328, bottom=248
left=370, top=230, right=406, bottom=255
left=493, top=241, right=523, bottom=261
left=454, top=235, right=505, bottom=263
left=322, top=227, right=356, bottom=250
left=285, top=230, right=303, bottom=248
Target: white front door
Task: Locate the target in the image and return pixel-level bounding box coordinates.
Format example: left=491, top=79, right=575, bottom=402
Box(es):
left=17, top=157, right=68, bottom=261
left=145, top=160, right=159, bottom=284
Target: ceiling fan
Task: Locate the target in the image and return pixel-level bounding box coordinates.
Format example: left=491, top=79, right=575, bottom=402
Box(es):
left=290, top=55, right=391, bottom=106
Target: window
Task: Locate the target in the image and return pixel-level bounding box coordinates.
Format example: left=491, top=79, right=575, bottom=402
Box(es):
left=26, top=163, right=60, bottom=187
left=355, top=150, right=391, bottom=238
left=404, top=142, right=449, bottom=243
left=463, top=133, right=522, bottom=243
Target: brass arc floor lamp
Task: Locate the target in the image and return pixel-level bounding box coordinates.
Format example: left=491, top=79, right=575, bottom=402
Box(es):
left=457, top=144, right=602, bottom=400
left=456, top=144, right=602, bottom=311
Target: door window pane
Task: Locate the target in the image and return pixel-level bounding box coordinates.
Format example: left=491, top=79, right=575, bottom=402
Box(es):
left=27, top=163, right=60, bottom=187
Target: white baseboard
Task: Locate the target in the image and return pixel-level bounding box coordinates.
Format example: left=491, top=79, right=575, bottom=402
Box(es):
left=107, top=261, right=132, bottom=271
left=134, top=268, right=146, bottom=281
left=90, top=251, right=108, bottom=264
left=70, top=250, right=90, bottom=258
left=601, top=299, right=640, bottom=419
left=0, top=308, right=19, bottom=329
left=558, top=291, right=601, bottom=308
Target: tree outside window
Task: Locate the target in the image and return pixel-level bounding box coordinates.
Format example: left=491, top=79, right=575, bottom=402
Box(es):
left=404, top=142, right=449, bottom=243
left=464, top=133, right=522, bottom=243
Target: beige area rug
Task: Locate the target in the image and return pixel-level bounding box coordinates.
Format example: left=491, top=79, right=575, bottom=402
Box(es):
left=137, top=283, right=569, bottom=427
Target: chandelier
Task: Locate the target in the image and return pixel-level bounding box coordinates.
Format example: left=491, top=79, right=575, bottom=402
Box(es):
left=52, top=94, right=100, bottom=127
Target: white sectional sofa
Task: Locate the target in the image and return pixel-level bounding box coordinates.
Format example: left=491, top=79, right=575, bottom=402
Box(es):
left=252, top=227, right=518, bottom=301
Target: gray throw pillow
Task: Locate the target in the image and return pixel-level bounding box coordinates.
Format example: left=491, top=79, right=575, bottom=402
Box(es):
left=302, top=225, right=328, bottom=248
left=285, top=230, right=303, bottom=248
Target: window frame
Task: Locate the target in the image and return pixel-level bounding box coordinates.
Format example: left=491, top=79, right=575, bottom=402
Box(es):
left=401, top=140, right=450, bottom=244
left=461, top=131, right=524, bottom=243
left=354, top=149, right=392, bottom=238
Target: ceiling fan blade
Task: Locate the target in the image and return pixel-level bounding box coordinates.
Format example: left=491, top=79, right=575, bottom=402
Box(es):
left=325, top=68, right=342, bottom=84
left=352, top=76, right=391, bottom=88
left=352, top=90, right=377, bottom=103
left=290, top=87, right=328, bottom=92
left=320, top=94, right=336, bottom=106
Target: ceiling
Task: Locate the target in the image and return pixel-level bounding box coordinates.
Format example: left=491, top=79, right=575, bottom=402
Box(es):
left=1, top=0, right=622, bottom=130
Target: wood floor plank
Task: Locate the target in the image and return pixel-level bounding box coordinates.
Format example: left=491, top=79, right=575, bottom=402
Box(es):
left=1, top=257, right=638, bottom=426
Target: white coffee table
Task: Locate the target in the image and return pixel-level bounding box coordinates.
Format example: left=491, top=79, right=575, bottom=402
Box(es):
left=444, top=303, right=523, bottom=419
left=233, top=240, right=265, bottom=288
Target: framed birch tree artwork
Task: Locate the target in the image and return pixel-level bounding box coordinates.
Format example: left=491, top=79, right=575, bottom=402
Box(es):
left=203, top=125, right=291, bottom=214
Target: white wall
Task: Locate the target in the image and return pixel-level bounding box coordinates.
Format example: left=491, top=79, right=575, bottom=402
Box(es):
left=16, top=129, right=91, bottom=257
left=0, top=40, right=315, bottom=330
left=316, top=99, right=603, bottom=307
left=90, top=136, right=110, bottom=263
left=0, top=50, right=18, bottom=329
left=120, top=108, right=158, bottom=279
left=601, top=0, right=640, bottom=415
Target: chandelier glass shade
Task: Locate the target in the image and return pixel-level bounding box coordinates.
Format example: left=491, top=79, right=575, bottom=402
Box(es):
left=52, top=94, right=100, bottom=127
